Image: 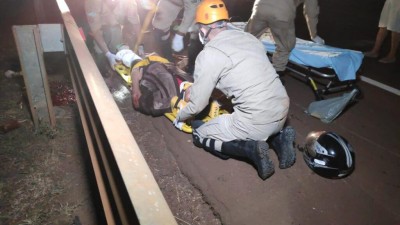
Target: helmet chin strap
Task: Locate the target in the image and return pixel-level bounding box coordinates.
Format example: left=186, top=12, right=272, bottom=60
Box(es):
left=199, top=21, right=227, bottom=45
left=199, top=26, right=212, bottom=44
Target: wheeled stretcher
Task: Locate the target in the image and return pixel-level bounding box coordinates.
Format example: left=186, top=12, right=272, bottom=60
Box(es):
left=229, top=22, right=364, bottom=100
left=262, top=34, right=363, bottom=100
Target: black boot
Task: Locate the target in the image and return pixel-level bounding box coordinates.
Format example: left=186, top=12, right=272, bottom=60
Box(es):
left=221, top=140, right=274, bottom=180
left=270, top=126, right=296, bottom=169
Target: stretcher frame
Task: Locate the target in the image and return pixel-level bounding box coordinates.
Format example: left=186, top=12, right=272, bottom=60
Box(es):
left=267, top=52, right=361, bottom=101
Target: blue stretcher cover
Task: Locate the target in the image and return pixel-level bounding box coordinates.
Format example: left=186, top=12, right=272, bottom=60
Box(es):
left=260, top=35, right=364, bottom=81
left=228, top=22, right=364, bottom=81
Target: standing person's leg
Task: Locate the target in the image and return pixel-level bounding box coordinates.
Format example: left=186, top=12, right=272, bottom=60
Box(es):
left=103, top=25, right=124, bottom=53
left=179, top=0, right=198, bottom=35
left=366, top=0, right=393, bottom=58
left=376, top=0, right=400, bottom=63
left=269, top=20, right=296, bottom=73
left=365, top=27, right=388, bottom=58
left=122, top=24, right=138, bottom=51
left=389, top=31, right=400, bottom=58
left=120, top=0, right=141, bottom=50
left=379, top=31, right=400, bottom=63
left=152, top=0, right=182, bottom=60
left=244, top=7, right=269, bottom=38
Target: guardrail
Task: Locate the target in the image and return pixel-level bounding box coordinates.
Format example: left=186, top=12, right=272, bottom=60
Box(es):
left=56, top=0, right=177, bottom=224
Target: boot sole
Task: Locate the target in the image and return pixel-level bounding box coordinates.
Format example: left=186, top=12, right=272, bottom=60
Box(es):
left=256, top=141, right=275, bottom=180
left=272, top=127, right=296, bottom=169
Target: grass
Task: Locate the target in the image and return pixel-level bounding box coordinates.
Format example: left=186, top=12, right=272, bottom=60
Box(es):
left=0, top=138, right=75, bottom=225
left=0, top=78, right=84, bottom=224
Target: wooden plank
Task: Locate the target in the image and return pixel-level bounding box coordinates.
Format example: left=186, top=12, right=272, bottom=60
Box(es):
left=33, top=26, right=56, bottom=128
left=12, top=25, right=56, bottom=130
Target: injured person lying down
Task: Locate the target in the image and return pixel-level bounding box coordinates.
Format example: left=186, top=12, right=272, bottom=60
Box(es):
left=113, top=45, right=193, bottom=117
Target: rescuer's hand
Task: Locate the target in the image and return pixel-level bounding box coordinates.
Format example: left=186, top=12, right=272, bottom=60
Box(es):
left=172, top=34, right=184, bottom=52
left=173, top=118, right=184, bottom=130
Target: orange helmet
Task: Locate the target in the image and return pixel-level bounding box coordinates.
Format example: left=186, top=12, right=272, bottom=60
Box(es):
left=196, top=0, right=229, bottom=25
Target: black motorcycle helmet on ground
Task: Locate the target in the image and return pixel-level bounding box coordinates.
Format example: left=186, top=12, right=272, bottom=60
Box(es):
left=303, top=131, right=355, bottom=179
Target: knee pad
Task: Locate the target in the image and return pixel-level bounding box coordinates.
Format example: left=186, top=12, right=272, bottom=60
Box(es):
left=192, top=130, right=203, bottom=148
left=192, top=129, right=217, bottom=152
left=192, top=131, right=229, bottom=160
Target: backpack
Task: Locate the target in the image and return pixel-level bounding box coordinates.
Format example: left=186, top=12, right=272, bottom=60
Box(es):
left=135, top=56, right=193, bottom=117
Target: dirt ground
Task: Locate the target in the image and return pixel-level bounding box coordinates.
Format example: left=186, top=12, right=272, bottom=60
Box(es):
left=0, top=1, right=96, bottom=224
left=0, top=39, right=223, bottom=225
left=0, top=69, right=96, bottom=224
left=0, top=46, right=104, bottom=224
left=0, top=55, right=221, bottom=225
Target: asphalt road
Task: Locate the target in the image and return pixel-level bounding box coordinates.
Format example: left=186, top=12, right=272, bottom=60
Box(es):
left=138, top=1, right=400, bottom=224
left=151, top=69, right=400, bottom=225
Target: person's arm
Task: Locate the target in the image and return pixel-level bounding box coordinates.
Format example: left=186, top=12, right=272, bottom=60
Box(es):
left=85, top=0, right=110, bottom=53
left=92, top=31, right=110, bottom=53
left=176, top=48, right=229, bottom=122
left=177, top=0, right=199, bottom=34
left=131, top=67, right=144, bottom=109
left=124, top=0, right=142, bottom=51
left=124, top=23, right=142, bottom=51
left=85, top=0, right=118, bottom=69
left=92, top=29, right=117, bottom=69
left=171, top=0, right=200, bottom=52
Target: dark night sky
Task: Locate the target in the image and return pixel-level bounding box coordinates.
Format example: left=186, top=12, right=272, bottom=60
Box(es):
left=224, top=0, right=386, bottom=49
left=9, top=0, right=386, bottom=52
